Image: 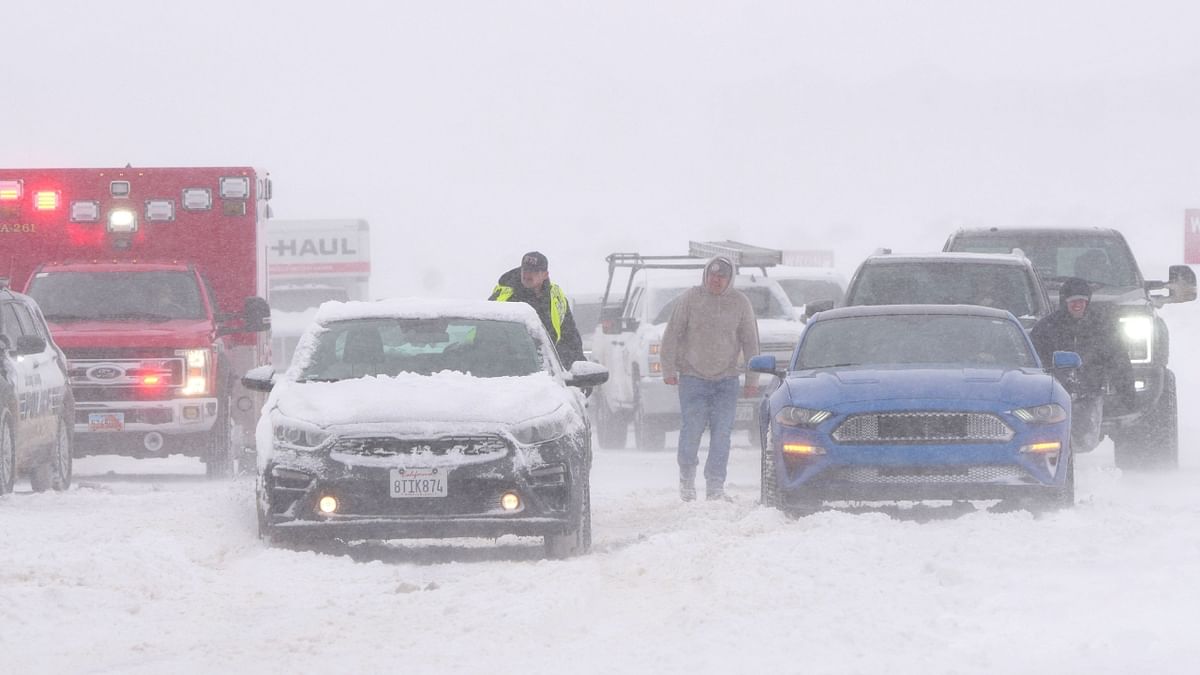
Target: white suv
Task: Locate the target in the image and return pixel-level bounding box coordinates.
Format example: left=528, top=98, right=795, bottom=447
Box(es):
left=590, top=270, right=801, bottom=449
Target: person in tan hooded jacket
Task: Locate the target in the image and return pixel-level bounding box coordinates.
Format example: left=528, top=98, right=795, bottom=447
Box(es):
left=660, top=256, right=760, bottom=501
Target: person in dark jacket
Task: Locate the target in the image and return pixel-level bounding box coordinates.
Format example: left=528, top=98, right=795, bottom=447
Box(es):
left=1030, top=276, right=1135, bottom=453
left=489, top=251, right=585, bottom=368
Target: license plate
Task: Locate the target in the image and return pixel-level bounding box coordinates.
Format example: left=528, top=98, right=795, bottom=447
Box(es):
left=735, top=405, right=755, bottom=422
left=389, top=467, right=448, bottom=498
left=88, top=412, right=125, bottom=432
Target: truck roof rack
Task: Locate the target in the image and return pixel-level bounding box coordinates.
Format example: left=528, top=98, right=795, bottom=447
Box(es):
left=600, top=241, right=783, bottom=308
left=687, top=240, right=782, bottom=268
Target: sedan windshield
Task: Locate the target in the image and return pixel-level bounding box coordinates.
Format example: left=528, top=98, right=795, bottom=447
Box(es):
left=297, top=317, right=544, bottom=381
left=797, top=314, right=1038, bottom=369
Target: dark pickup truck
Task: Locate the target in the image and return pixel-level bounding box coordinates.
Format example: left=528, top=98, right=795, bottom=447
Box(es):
left=944, top=227, right=1196, bottom=469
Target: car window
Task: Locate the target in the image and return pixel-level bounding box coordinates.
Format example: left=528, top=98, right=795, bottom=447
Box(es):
left=797, top=314, right=1037, bottom=369
left=948, top=235, right=1140, bottom=288
left=1, top=303, right=23, bottom=346
left=9, top=302, right=40, bottom=337
left=776, top=278, right=843, bottom=307
left=298, top=317, right=544, bottom=381
left=847, top=262, right=1040, bottom=318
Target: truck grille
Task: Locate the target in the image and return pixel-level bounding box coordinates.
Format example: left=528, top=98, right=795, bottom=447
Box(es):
left=68, top=357, right=185, bottom=389
left=828, top=465, right=1025, bottom=483
left=332, top=436, right=509, bottom=459
left=832, top=412, right=1013, bottom=444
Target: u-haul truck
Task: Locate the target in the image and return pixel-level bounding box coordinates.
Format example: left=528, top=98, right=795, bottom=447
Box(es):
left=0, top=167, right=272, bottom=476
left=266, top=218, right=370, bottom=370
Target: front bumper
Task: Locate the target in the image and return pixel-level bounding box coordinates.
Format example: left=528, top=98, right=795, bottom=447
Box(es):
left=74, top=397, right=218, bottom=435
left=769, top=416, right=1071, bottom=503
left=261, top=436, right=585, bottom=541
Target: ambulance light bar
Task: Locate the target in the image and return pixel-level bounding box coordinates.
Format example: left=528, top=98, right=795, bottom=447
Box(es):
left=0, top=180, right=22, bottom=201
left=108, top=209, right=138, bottom=233
left=219, top=176, right=249, bottom=199
left=182, top=188, right=212, bottom=211
left=145, top=199, right=175, bottom=222
left=71, top=201, right=101, bottom=222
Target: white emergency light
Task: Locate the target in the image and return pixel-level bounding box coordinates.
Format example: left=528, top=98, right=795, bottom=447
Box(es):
left=108, top=208, right=138, bottom=233
left=181, top=188, right=212, bottom=211
left=70, top=200, right=101, bottom=222
left=0, top=180, right=23, bottom=201
left=110, top=181, right=131, bottom=198
left=145, top=199, right=175, bottom=222
left=219, top=176, right=250, bottom=199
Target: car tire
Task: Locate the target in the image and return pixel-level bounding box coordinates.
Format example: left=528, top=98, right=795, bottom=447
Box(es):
left=0, top=416, right=14, bottom=495
left=1114, top=370, right=1178, bottom=471
left=544, top=479, right=591, bottom=559
left=594, top=390, right=628, bottom=449
left=206, top=396, right=237, bottom=480
left=633, top=381, right=666, bottom=450
left=760, top=435, right=780, bottom=509
left=30, top=417, right=72, bottom=492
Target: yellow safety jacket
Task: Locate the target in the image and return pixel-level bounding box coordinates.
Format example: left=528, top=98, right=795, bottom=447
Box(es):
left=491, top=282, right=569, bottom=342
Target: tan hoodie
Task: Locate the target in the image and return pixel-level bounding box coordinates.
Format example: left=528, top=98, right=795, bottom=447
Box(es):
left=660, top=256, right=760, bottom=384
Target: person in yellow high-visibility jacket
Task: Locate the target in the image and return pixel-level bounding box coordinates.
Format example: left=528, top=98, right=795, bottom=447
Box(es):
left=489, top=251, right=585, bottom=367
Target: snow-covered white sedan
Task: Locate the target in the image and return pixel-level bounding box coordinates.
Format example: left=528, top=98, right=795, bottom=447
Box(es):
left=241, top=299, right=608, bottom=557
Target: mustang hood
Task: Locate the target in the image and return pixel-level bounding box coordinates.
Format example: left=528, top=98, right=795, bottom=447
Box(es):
left=786, top=367, right=1053, bottom=408
left=46, top=319, right=215, bottom=350
left=274, top=371, right=572, bottom=429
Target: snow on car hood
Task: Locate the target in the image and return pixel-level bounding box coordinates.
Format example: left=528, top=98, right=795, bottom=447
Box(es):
left=271, top=370, right=572, bottom=431
left=785, top=366, right=1055, bottom=407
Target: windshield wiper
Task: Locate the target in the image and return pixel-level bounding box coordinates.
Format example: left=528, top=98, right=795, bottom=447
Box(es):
left=97, top=312, right=175, bottom=322
left=42, top=313, right=91, bottom=322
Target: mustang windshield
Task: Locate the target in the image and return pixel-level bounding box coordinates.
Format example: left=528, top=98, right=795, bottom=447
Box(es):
left=297, top=317, right=544, bottom=380
left=797, top=314, right=1038, bottom=369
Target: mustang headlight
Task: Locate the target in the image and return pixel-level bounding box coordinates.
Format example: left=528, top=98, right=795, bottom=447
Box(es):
left=1119, top=315, right=1152, bottom=364
left=272, top=416, right=332, bottom=450
left=512, top=411, right=571, bottom=445
left=775, top=406, right=831, bottom=428
left=1011, top=403, right=1068, bottom=424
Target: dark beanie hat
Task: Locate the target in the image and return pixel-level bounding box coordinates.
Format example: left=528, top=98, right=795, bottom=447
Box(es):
left=1059, top=277, right=1092, bottom=309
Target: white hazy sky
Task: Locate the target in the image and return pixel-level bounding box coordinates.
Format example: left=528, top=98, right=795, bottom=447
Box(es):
left=8, top=1, right=1200, bottom=297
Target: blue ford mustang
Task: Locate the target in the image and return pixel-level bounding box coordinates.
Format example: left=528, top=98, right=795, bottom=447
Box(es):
left=750, top=305, right=1079, bottom=513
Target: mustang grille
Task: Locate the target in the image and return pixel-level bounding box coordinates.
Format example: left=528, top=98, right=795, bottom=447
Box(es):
left=828, top=465, right=1025, bottom=484
left=832, top=412, right=1013, bottom=443
left=332, top=436, right=509, bottom=458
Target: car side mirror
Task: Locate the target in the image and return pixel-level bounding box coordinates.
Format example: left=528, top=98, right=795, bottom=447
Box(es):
left=803, top=299, right=834, bottom=323
left=1167, top=265, right=1197, bottom=303
left=1051, top=350, right=1081, bottom=369
left=566, top=360, right=609, bottom=388
left=243, top=296, right=272, bottom=332
left=748, top=354, right=784, bottom=379
left=15, top=335, right=47, bottom=356
left=241, top=364, right=277, bottom=392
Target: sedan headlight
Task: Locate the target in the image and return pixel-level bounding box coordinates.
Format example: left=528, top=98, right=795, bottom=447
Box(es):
left=1119, top=315, right=1152, bottom=364
left=272, top=416, right=332, bottom=450
left=512, top=410, right=571, bottom=445
left=1011, top=403, right=1068, bottom=424
left=775, top=406, right=832, bottom=428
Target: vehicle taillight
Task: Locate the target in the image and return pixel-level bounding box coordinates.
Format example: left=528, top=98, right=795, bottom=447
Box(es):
left=34, top=191, right=61, bottom=211
left=179, top=348, right=211, bottom=396
left=0, top=180, right=22, bottom=201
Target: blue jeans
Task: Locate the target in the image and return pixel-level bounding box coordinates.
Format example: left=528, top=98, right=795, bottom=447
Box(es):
left=677, top=375, right=740, bottom=487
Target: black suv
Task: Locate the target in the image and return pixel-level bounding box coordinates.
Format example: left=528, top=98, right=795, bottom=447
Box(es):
left=840, top=251, right=1052, bottom=328
left=944, top=227, right=1197, bottom=469
left=0, top=284, right=74, bottom=493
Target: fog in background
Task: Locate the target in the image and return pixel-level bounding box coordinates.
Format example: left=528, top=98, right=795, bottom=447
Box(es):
left=8, top=1, right=1200, bottom=295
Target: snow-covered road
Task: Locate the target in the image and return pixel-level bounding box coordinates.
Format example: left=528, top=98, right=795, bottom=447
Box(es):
left=3, top=306, right=1199, bottom=674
